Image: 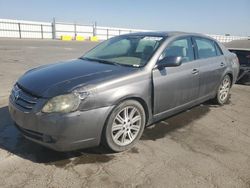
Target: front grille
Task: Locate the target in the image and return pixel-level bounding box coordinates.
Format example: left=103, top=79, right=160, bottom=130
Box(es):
left=10, top=84, right=38, bottom=112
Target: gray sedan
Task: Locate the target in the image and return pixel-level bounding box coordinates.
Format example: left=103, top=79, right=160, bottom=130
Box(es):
left=9, top=32, right=239, bottom=152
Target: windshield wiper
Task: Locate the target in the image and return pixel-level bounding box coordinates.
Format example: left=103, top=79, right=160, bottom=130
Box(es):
left=80, top=57, right=122, bottom=66
left=80, top=57, right=141, bottom=68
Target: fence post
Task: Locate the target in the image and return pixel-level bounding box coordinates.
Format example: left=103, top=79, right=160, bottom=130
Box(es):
left=93, top=21, right=97, bottom=36
left=52, top=17, right=56, bottom=39
left=18, top=23, right=21, bottom=39
left=107, top=29, right=109, bottom=39
left=119, top=29, right=121, bottom=35
left=41, top=24, right=44, bottom=39
left=74, top=23, right=77, bottom=39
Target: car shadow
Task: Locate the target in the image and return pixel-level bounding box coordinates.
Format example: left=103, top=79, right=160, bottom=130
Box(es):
left=141, top=103, right=211, bottom=141
left=0, top=102, right=213, bottom=165
left=236, top=74, right=250, bottom=85
left=0, top=106, right=115, bottom=165
left=236, top=82, right=250, bottom=86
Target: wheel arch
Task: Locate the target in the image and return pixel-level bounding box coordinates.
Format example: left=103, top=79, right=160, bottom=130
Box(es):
left=112, top=96, right=150, bottom=125
left=227, top=72, right=233, bottom=87
left=100, top=96, right=150, bottom=149
left=220, top=67, right=234, bottom=87
left=222, top=71, right=233, bottom=87
left=101, top=96, right=150, bottom=135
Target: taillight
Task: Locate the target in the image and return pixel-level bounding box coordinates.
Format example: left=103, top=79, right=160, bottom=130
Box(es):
left=236, top=56, right=239, bottom=64
left=233, top=55, right=239, bottom=64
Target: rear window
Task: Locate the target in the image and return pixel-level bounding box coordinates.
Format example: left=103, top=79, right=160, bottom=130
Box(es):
left=194, top=38, right=217, bottom=59
left=214, top=42, right=223, bottom=56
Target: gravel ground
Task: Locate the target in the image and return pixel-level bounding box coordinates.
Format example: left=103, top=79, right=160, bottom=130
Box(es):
left=0, top=39, right=250, bottom=188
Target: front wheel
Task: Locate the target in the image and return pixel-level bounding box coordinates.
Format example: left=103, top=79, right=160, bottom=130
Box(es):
left=214, top=75, right=231, bottom=105
left=102, top=100, right=146, bottom=152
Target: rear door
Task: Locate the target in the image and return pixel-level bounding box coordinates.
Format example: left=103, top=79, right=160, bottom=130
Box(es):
left=192, top=37, right=226, bottom=98
left=152, top=36, right=199, bottom=115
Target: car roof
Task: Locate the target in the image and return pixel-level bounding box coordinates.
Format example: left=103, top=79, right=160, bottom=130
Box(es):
left=124, top=31, right=208, bottom=38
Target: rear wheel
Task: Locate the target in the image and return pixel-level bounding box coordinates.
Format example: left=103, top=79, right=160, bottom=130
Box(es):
left=214, top=75, right=231, bottom=105
left=102, top=100, right=145, bottom=152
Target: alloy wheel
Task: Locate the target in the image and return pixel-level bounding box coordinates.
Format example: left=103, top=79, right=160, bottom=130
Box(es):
left=111, top=106, right=142, bottom=146
left=219, top=76, right=230, bottom=102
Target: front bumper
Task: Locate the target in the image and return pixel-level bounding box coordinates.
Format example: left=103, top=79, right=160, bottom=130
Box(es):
left=8, top=98, right=113, bottom=151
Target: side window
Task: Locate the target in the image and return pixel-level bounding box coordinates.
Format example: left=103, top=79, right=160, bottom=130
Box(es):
left=160, top=37, right=194, bottom=63
left=214, top=42, right=223, bottom=56
left=195, top=38, right=217, bottom=59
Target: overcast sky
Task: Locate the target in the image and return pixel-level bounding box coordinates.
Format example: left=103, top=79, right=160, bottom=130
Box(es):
left=0, top=0, right=249, bottom=36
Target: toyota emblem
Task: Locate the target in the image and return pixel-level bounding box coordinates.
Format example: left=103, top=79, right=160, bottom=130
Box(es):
left=14, top=89, right=20, bottom=101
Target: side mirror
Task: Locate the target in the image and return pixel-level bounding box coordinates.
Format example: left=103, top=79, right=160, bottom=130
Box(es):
left=157, top=56, right=182, bottom=69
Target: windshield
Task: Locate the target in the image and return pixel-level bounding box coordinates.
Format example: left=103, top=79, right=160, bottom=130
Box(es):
left=82, top=35, right=165, bottom=67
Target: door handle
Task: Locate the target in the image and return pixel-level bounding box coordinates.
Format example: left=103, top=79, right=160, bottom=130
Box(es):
left=192, top=68, right=199, bottom=74
left=220, top=62, right=225, bottom=67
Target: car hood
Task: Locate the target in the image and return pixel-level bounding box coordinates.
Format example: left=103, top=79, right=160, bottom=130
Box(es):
left=17, top=59, right=137, bottom=98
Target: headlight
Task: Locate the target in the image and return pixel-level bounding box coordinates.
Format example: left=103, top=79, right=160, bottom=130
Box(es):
left=42, top=92, right=88, bottom=113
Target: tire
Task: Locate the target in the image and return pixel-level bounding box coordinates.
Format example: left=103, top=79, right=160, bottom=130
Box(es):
left=102, top=100, right=146, bottom=152
left=213, top=75, right=231, bottom=105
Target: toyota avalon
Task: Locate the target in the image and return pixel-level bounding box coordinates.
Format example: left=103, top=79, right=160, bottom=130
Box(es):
left=9, top=32, right=239, bottom=152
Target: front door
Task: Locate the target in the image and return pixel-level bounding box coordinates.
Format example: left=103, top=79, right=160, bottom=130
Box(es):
left=153, top=37, right=199, bottom=115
